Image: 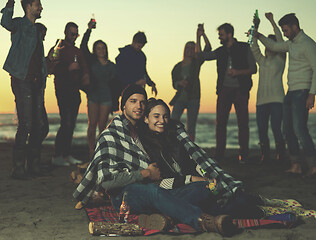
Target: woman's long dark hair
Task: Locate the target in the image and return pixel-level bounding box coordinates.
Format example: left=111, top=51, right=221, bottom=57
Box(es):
left=137, top=98, right=179, bottom=152
left=92, top=40, right=108, bottom=61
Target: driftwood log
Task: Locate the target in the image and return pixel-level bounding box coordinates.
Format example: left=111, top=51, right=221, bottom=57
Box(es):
left=89, top=222, right=143, bottom=236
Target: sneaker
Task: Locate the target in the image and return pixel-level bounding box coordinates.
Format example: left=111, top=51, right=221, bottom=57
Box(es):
left=52, top=155, right=70, bottom=166
left=65, top=155, right=83, bottom=165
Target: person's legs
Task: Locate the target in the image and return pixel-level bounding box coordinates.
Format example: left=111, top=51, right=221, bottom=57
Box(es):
left=87, top=101, right=99, bottom=159
left=233, top=90, right=249, bottom=162
left=40, top=89, right=49, bottom=144
left=283, top=91, right=301, bottom=172
left=270, top=103, right=283, bottom=144
left=10, top=77, right=33, bottom=178
left=27, top=85, right=46, bottom=175
left=54, top=89, right=67, bottom=157
left=98, top=104, right=112, bottom=134
left=256, top=104, right=270, bottom=162
left=216, top=87, right=233, bottom=160
left=291, top=90, right=316, bottom=171
left=63, top=91, right=81, bottom=157
left=270, top=102, right=286, bottom=162
left=186, top=99, right=200, bottom=141
left=202, top=189, right=264, bottom=219
left=111, top=183, right=203, bottom=230
left=171, top=101, right=186, bottom=122
left=54, top=89, right=81, bottom=164
left=256, top=104, right=270, bottom=146
left=169, top=181, right=211, bottom=206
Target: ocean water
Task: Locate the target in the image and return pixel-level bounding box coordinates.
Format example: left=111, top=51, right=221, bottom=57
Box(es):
left=0, top=113, right=316, bottom=149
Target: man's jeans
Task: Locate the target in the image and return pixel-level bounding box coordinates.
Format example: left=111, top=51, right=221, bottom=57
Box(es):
left=171, top=99, right=200, bottom=141
left=11, top=77, right=45, bottom=150
left=54, top=89, right=81, bottom=157
left=216, top=87, right=249, bottom=158
left=111, top=182, right=263, bottom=230
left=283, top=89, right=316, bottom=166
left=256, top=103, right=284, bottom=146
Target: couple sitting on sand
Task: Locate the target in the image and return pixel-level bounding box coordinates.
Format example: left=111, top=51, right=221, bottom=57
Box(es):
left=73, top=84, right=301, bottom=236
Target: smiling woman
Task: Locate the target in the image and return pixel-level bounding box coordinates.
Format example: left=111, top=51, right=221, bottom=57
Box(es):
left=144, top=98, right=170, bottom=133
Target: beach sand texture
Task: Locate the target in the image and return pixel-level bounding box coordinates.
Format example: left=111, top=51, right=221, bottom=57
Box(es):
left=0, top=143, right=315, bottom=240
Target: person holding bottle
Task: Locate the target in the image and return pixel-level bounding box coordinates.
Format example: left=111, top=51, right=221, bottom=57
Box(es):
left=200, top=23, right=257, bottom=163
left=47, top=22, right=90, bottom=166
left=170, top=24, right=211, bottom=141
left=1, top=0, right=51, bottom=179
left=256, top=13, right=316, bottom=177
left=80, top=19, right=120, bottom=159
left=251, top=12, right=286, bottom=164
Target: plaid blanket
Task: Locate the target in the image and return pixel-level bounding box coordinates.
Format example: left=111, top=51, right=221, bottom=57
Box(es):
left=74, top=114, right=243, bottom=206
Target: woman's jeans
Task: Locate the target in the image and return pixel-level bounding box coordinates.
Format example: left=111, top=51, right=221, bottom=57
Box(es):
left=171, top=99, right=200, bottom=140
left=111, top=182, right=263, bottom=230
left=283, top=90, right=316, bottom=166
left=256, top=102, right=284, bottom=146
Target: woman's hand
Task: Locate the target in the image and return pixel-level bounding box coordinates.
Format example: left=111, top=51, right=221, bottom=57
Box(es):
left=141, top=163, right=161, bottom=180
left=191, top=176, right=208, bottom=182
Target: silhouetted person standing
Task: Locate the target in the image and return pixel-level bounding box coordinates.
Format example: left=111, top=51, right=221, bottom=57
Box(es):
left=201, top=23, right=257, bottom=163
left=257, top=13, right=316, bottom=176
left=47, top=22, right=89, bottom=166
left=115, top=31, right=157, bottom=96
left=1, top=0, right=48, bottom=179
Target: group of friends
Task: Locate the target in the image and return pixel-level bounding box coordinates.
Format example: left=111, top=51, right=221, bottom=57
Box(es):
left=2, top=0, right=316, bottom=236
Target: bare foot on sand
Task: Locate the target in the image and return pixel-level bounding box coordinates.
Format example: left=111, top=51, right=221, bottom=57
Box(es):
left=305, top=166, right=316, bottom=177
left=285, top=163, right=302, bottom=174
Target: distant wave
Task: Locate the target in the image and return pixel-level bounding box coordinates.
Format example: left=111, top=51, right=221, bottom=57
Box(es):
left=1, top=113, right=316, bottom=149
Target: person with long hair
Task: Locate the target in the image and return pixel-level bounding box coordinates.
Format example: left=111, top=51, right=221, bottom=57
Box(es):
left=170, top=24, right=211, bottom=141
left=80, top=19, right=120, bottom=159
left=251, top=13, right=286, bottom=163
left=137, top=98, right=265, bottom=220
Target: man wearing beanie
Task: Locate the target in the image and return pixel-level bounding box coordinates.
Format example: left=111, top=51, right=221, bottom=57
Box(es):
left=74, top=84, right=237, bottom=235
left=74, top=83, right=150, bottom=203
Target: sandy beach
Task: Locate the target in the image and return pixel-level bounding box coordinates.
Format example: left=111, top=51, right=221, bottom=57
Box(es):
left=0, top=142, right=315, bottom=240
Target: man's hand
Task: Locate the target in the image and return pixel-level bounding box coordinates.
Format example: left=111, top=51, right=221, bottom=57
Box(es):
left=6, top=0, right=14, bottom=8
left=88, top=19, right=95, bottom=30
left=151, top=85, right=158, bottom=97
left=197, top=23, right=204, bottom=37
left=306, top=93, right=315, bottom=110
left=68, top=62, right=80, bottom=71
left=135, top=79, right=146, bottom=87
left=228, top=68, right=239, bottom=77
left=141, top=163, right=161, bottom=180
left=265, top=12, right=274, bottom=22
left=191, top=176, right=208, bottom=182
left=253, top=14, right=260, bottom=29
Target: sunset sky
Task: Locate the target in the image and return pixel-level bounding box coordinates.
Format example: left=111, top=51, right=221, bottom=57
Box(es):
left=0, top=0, right=316, bottom=114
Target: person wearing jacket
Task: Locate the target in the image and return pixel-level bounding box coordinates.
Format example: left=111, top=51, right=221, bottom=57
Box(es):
left=73, top=86, right=246, bottom=236
left=1, top=0, right=48, bottom=179
left=47, top=22, right=89, bottom=167
left=201, top=23, right=257, bottom=163
left=115, top=31, right=157, bottom=96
